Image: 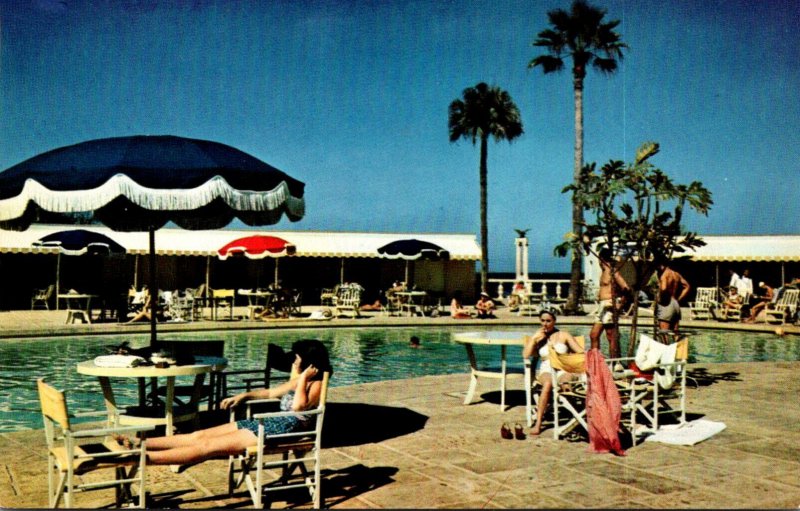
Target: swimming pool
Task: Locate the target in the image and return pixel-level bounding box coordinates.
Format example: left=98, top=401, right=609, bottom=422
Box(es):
left=1, top=326, right=797, bottom=432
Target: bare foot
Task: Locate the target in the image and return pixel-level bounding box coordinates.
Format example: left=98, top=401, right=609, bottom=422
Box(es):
left=113, top=434, right=139, bottom=449
left=529, top=426, right=542, bottom=436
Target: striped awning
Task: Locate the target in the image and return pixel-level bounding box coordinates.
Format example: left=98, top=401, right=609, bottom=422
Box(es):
left=0, top=224, right=481, bottom=260
left=687, top=235, right=800, bottom=262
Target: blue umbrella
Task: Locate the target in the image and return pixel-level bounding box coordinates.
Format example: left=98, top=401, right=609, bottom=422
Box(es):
left=34, top=229, right=126, bottom=256
left=377, top=239, right=450, bottom=285
left=377, top=239, right=450, bottom=260
left=33, top=229, right=127, bottom=310
left=0, top=135, right=305, bottom=346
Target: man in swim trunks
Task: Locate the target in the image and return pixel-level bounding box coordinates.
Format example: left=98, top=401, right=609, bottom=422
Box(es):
left=655, top=260, right=691, bottom=335
left=589, top=248, right=630, bottom=359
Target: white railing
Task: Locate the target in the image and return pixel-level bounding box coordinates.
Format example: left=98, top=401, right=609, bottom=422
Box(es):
left=488, top=278, right=570, bottom=302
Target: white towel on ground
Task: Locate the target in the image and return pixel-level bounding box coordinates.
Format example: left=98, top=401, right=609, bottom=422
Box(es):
left=644, top=419, right=727, bottom=446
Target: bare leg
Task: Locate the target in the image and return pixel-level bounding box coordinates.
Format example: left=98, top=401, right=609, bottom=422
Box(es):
left=147, top=428, right=256, bottom=465
left=606, top=325, right=621, bottom=359
left=589, top=322, right=603, bottom=351
left=530, top=378, right=552, bottom=436
left=145, top=422, right=239, bottom=451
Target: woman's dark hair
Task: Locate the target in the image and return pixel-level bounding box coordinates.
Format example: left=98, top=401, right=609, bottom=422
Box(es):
left=290, top=339, right=333, bottom=379
left=539, top=309, right=557, bottom=321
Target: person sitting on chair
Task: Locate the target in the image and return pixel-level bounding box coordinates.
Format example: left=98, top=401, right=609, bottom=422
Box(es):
left=507, top=281, right=526, bottom=311
left=450, top=291, right=472, bottom=319
left=721, top=287, right=743, bottom=316
left=522, top=310, right=584, bottom=436
left=745, top=281, right=775, bottom=323
left=475, top=292, right=496, bottom=319
left=115, top=339, right=332, bottom=466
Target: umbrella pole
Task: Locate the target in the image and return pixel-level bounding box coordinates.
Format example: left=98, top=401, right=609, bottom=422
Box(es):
left=55, top=252, right=61, bottom=311
left=405, top=260, right=409, bottom=287
left=340, top=258, right=344, bottom=285
left=274, top=258, right=279, bottom=287
left=149, top=228, right=157, bottom=347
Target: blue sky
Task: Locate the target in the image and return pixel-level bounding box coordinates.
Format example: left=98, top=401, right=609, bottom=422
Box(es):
left=1, top=0, right=798, bottom=273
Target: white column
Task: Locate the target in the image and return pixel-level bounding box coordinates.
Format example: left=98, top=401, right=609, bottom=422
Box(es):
left=515, top=237, right=529, bottom=283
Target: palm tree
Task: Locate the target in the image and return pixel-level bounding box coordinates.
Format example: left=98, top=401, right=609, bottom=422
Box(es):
left=449, top=82, right=524, bottom=293
left=530, top=0, right=626, bottom=314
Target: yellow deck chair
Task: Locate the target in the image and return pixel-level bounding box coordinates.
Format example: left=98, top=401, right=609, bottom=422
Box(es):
left=37, top=378, right=154, bottom=509
left=227, top=371, right=330, bottom=509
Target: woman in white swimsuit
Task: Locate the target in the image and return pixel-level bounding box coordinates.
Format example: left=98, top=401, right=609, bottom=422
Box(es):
left=522, top=310, right=584, bottom=436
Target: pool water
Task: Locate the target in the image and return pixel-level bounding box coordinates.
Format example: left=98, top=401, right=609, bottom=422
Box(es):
left=1, top=326, right=797, bottom=432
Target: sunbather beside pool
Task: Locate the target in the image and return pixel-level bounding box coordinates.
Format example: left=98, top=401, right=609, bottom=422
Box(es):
left=117, top=339, right=332, bottom=466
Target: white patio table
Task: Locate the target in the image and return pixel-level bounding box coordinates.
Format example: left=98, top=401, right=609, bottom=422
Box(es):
left=452, top=330, right=530, bottom=411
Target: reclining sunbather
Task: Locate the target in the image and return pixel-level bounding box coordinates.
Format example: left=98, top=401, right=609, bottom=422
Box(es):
left=116, top=340, right=331, bottom=465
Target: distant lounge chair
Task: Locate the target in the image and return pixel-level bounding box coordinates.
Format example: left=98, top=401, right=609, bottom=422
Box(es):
left=31, top=284, right=54, bottom=310
left=763, top=288, right=799, bottom=324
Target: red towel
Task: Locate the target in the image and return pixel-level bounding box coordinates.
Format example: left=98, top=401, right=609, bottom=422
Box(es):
left=585, top=348, right=626, bottom=456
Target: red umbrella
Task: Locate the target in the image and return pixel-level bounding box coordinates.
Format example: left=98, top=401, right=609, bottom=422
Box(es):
left=217, top=235, right=296, bottom=286
left=217, top=235, right=296, bottom=260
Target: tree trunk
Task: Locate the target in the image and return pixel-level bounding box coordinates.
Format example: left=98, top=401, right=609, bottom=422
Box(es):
left=479, top=135, right=489, bottom=293
left=565, top=75, right=585, bottom=315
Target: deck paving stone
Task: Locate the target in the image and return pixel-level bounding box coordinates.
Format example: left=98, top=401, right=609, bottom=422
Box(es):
left=566, top=457, right=692, bottom=495
left=482, top=489, right=575, bottom=508
left=547, top=475, right=654, bottom=507
left=709, top=473, right=800, bottom=508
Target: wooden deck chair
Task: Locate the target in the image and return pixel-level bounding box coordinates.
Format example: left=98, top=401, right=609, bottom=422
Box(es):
left=764, top=288, right=799, bottom=324
left=688, top=287, right=719, bottom=320
left=32, top=284, right=55, bottom=310
left=212, top=288, right=236, bottom=320
left=524, top=336, right=587, bottom=438
left=154, top=340, right=226, bottom=412
left=219, top=343, right=293, bottom=399
left=612, top=335, right=689, bottom=446
left=37, top=378, right=154, bottom=509
left=286, top=290, right=303, bottom=317
left=334, top=286, right=361, bottom=318
left=227, top=372, right=330, bottom=509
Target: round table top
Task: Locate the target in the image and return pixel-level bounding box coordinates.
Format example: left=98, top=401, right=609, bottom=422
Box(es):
left=77, top=356, right=228, bottom=377
left=452, top=330, right=531, bottom=346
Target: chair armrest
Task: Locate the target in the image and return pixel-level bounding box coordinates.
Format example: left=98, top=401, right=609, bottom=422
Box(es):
left=73, top=410, right=113, bottom=419
left=69, top=424, right=156, bottom=439
left=251, top=408, right=322, bottom=421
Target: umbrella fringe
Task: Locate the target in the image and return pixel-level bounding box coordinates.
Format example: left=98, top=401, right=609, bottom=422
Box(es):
left=0, top=175, right=304, bottom=221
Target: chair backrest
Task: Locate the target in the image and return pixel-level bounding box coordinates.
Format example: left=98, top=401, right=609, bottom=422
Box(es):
left=37, top=378, right=71, bottom=432
left=694, top=287, right=718, bottom=304
left=213, top=288, right=235, bottom=299
left=43, top=284, right=55, bottom=299
left=337, top=286, right=361, bottom=306
left=777, top=289, right=799, bottom=308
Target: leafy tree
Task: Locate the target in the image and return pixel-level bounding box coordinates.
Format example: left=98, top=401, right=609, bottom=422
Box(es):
left=448, top=82, right=524, bottom=292
left=530, top=0, right=627, bottom=314
left=557, top=141, right=713, bottom=355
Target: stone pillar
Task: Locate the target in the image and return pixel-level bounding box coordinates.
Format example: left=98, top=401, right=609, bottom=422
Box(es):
left=515, top=237, right=529, bottom=283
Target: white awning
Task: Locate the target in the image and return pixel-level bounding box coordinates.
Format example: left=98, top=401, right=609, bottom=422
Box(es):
left=0, top=224, right=482, bottom=260
left=686, top=235, right=800, bottom=262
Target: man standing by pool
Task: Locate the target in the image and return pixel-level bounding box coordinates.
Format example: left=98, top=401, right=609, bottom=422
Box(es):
left=655, top=259, right=691, bottom=335
left=589, top=248, right=630, bottom=359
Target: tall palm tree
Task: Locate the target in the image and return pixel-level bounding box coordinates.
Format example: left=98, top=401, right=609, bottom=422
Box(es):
left=530, top=0, right=626, bottom=314
left=449, top=82, right=524, bottom=293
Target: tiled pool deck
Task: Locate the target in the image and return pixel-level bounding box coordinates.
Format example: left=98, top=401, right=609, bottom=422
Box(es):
left=1, top=307, right=798, bottom=509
